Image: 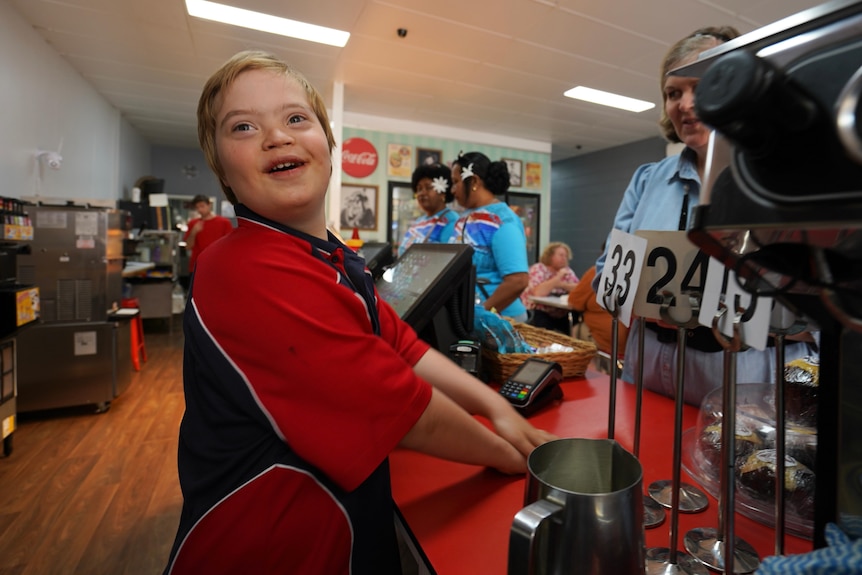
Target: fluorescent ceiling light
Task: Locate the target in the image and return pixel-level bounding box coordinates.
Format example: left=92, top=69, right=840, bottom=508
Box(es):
left=563, top=86, right=654, bottom=113
left=186, top=0, right=350, bottom=48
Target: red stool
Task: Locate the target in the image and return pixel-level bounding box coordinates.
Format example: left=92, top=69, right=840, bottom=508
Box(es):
left=121, top=297, right=147, bottom=371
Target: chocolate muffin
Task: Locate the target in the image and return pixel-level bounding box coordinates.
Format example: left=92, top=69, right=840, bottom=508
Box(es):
left=698, top=420, right=763, bottom=470
left=736, top=449, right=815, bottom=520
left=785, top=426, right=817, bottom=469
left=784, top=357, right=819, bottom=428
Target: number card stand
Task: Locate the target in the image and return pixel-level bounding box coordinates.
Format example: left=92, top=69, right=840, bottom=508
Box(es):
left=769, top=313, right=807, bottom=556
left=597, top=229, right=668, bottom=530
left=645, top=292, right=710, bottom=575
left=603, top=289, right=622, bottom=440
left=683, top=304, right=760, bottom=574
left=634, top=315, right=668, bottom=530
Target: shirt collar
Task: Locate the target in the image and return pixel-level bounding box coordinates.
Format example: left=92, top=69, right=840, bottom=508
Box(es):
left=670, top=146, right=701, bottom=185
left=233, top=203, right=344, bottom=253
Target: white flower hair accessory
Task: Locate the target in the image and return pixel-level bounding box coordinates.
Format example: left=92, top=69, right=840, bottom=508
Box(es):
left=431, top=176, right=448, bottom=194
left=460, top=162, right=475, bottom=180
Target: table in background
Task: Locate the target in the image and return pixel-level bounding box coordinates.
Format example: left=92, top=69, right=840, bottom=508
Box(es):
left=527, top=294, right=580, bottom=334
left=390, top=370, right=811, bottom=574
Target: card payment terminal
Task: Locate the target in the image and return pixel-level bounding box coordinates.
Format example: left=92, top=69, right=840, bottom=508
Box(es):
left=499, top=358, right=563, bottom=416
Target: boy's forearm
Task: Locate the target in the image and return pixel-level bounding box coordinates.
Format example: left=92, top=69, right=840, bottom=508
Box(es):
left=399, top=387, right=525, bottom=474
left=413, top=348, right=513, bottom=420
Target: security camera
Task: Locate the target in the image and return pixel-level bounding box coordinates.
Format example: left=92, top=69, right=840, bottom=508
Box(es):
left=37, top=150, right=63, bottom=170
left=46, top=152, right=63, bottom=169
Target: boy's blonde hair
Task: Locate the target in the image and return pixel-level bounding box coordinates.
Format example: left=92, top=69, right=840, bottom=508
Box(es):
left=197, top=50, right=337, bottom=204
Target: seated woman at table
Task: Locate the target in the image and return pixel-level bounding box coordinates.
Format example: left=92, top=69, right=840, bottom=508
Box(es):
left=520, top=242, right=579, bottom=334
left=397, top=163, right=458, bottom=256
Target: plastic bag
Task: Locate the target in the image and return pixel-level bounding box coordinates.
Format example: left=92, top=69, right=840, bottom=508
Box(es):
left=473, top=306, right=532, bottom=354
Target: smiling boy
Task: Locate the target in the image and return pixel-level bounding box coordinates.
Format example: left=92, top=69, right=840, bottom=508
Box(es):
left=163, top=50, right=554, bottom=575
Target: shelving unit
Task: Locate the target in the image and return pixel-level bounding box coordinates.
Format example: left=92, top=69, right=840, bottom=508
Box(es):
left=124, top=230, right=179, bottom=321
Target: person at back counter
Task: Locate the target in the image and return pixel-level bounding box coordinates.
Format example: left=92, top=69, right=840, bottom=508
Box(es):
left=163, top=49, right=555, bottom=575
left=183, top=194, right=233, bottom=275
left=594, top=26, right=812, bottom=406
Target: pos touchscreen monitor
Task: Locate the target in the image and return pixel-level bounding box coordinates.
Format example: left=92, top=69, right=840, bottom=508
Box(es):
left=376, top=243, right=475, bottom=352
left=357, top=241, right=395, bottom=280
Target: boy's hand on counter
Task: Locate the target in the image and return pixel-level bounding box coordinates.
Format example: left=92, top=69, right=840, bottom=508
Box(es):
left=489, top=405, right=558, bottom=461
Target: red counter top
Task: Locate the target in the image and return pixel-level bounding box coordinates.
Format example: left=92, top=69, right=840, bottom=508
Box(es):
left=390, top=369, right=812, bottom=574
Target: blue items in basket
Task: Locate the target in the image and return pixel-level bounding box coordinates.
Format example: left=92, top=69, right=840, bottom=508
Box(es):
left=755, top=523, right=862, bottom=575
left=474, top=306, right=532, bottom=354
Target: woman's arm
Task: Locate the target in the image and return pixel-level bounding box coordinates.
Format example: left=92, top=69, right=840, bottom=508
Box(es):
left=532, top=267, right=578, bottom=297
left=484, top=272, right=529, bottom=312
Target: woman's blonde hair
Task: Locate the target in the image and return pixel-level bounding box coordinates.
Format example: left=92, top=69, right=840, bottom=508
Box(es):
left=658, top=26, right=740, bottom=142
left=540, top=242, right=572, bottom=266
left=197, top=50, right=337, bottom=204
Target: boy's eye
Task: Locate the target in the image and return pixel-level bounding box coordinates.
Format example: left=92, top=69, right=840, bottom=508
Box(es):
left=287, top=114, right=305, bottom=125
left=232, top=123, right=252, bottom=132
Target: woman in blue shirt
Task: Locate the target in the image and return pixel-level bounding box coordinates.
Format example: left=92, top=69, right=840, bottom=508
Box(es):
left=595, top=27, right=812, bottom=406
left=450, top=152, right=529, bottom=321
left=397, top=163, right=458, bottom=256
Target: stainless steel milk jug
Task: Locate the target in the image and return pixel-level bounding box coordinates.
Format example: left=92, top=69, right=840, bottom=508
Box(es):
left=509, top=438, right=645, bottom=575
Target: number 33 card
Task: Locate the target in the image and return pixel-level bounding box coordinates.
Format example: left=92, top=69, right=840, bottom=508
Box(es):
left=596, top=229, right=648, bottom=327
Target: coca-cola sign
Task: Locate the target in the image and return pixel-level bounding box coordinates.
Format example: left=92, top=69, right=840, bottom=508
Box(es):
left=341, top=137, right=378, bottom=178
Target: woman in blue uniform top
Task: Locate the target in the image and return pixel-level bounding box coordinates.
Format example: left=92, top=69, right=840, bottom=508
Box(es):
left=450, top=151, right=529, bottom=322
left=397, top=163, right=457, bottom=256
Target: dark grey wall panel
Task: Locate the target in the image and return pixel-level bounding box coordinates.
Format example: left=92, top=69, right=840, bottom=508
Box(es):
left=550, top=137, right=667, bottom=275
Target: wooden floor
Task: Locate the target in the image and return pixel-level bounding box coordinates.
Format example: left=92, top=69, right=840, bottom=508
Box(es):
left=0, top=319, right=185, bottom=575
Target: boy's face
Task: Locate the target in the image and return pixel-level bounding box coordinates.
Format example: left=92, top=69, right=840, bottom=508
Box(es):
left=214, top=69, right=332, bottom=234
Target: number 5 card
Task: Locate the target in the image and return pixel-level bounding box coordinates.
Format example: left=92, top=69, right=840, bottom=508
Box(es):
left=596, top=229, right=648, bottom=327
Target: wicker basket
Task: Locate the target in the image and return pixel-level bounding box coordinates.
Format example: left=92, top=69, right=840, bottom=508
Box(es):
left=481, top=321, right=597, bottom=383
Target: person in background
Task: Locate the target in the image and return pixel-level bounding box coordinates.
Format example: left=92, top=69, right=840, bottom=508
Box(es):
left=450, top=151, right=529, bottom=322
left=520, top=242, right=579, bottom=334
left=163, top=50, right=555, bottom=575
left=593, top=26, right=811, bottom=406
left=568, top=263, right=629, bottom=357
left=183, top=194, right=233, bottom=275
left=397, top=163, right=458, bottom=256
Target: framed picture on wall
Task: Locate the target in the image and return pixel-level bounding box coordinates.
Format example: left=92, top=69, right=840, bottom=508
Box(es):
left=417, top=147, right=443, bottom=167
left=503, top=158, right=522, bottom=187
left=525, top=162, right=542, bottom=188
left=340, top=184, right=378, bottom=231
left=507, top=191, right=541, bottom=265
left=387, top=144, right=413, bottom=178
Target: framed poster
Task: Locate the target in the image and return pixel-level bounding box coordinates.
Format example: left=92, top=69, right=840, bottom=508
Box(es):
left=507, top=191, right=541, bottom=265
left=417, top=147, right=443, bottom=167
left=525, top=162, right=542, bottom=188
left=387, top=144, right=413, bottom=178
left=340, top=184, right=378, bottom=231
left=503, top=158, right=523, bottom=187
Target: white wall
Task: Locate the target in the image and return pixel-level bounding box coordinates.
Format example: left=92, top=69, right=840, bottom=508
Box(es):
left=0, top=0, right=149, bottom=203
left=119, top=117, right=152, bottom=201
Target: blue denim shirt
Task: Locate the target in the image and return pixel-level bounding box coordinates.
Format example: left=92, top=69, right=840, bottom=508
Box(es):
left=594, top=147, right=701, bottom=287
